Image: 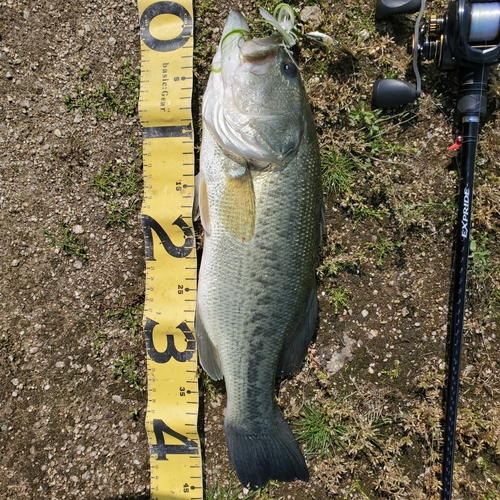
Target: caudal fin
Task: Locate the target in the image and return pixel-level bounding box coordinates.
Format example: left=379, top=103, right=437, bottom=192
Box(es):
left=225, top=409, right=308, bottom=489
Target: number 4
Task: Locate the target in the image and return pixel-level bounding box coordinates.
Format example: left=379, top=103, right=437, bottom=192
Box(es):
left=150, top=419, right=198, bottom=460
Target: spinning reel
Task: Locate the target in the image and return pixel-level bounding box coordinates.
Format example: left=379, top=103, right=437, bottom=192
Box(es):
left=372, top=0, right=500, bottom=108
left=371, top=2, right=500, bottom=499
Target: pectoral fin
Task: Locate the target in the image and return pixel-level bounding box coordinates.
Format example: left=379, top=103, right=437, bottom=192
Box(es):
left=194, top=172, right=211, bottom=235
left=221, top=168, right=255, bottom=242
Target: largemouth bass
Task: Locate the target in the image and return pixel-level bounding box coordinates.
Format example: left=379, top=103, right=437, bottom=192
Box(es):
left=195, top=11, right=322, bottom=488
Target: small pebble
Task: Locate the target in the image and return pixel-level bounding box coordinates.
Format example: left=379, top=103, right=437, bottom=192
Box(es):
left=108, top=37, right=117, bottom=46
left=361, top=309, right=369, bottom=318
left=358, top=28, right=371, bottom=42
left=73, top=260, right=83, bottom=269
left=11, top=259, right=20, bottom=267
left=72, top=224, right=84, bottom=234
left=300, top=6, right=323, bottom=28
left=53, top=129, right=62, bottom=138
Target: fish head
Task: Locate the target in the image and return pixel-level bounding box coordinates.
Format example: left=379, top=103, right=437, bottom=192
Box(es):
left=203, top=11, right=307, bottom=167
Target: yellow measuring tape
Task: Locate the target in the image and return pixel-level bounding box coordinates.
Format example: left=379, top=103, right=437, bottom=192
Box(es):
left=137, top=1, right=202, bottom=498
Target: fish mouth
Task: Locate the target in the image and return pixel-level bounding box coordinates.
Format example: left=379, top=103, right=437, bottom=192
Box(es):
left=222, top=11, right=250, bottom=41
left=209, top=12, right=250, bottom=75
left=218, top=12, right=281, bottom=76
left=239, top=37, right=281, bottom=75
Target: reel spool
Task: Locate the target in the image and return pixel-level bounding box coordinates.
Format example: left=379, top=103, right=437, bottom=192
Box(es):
left=372, top=0, right=500, bottom=108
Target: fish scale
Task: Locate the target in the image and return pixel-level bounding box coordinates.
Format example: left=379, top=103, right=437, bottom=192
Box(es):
left=195, top=11, right=322, bottom=488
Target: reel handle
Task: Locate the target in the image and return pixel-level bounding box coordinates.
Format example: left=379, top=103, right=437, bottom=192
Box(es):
left=372, top=78, right=419, bottom=108
left=372, top=0, right=426, bottom=107
left=375, top=0, right=422, bottom=19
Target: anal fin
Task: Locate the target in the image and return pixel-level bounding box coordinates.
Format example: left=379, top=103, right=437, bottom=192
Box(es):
left=194, top=313, right=223, bottom=380
left=277, top=286, right=318, bottom=379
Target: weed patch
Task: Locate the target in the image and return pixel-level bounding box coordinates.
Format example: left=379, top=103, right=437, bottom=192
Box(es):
left=106, top=300, right=144, bottom=337
left=325, top=285, right=351, bottom=315
left=113, top=353, right=145, bottom=392
left=91, top=158, right=142, bottom=228
left=43, top=222, right=89, bottom=261
left=63, top=60, right=140, bottom=120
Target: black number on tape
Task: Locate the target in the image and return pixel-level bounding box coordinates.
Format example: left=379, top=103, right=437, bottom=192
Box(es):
left=144, top=318, right=195, bottom=363
left=141, top=214, right=194, bottom=260
left=140, top=1, right=193, bottom=52
left=151, top=419, right=198, bottom=460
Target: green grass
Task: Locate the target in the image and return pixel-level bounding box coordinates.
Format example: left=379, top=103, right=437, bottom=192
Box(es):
left=326, top=284, right=351, bottom=314
left=106, top=301, right=144, bottom=337
left=104, top=199, right=139, bottom=228
left=63, top=60, right=140, bottom=120
left=350, top=204, right=388, bottom=228
left=319, top=243, right=364, bottom=277
left=43, top=222, right=89, bottom=261
left=295, top=403, right=346, bottom=457
left=91, top=159, right=142, bottom=228
left=64, top=61, right=142, bottom=228
left=394, top=198, right=454, bottom=232
left=204, top=478, right=272, bottom=500
left=91, top=331, right=108, bottom=356
left=113, top=353, right=144, bottom=392
left=368, top=234, right=401, bottom=268
left=295, top=394, right=392, bottom=463
left=91, top=160, right=142, bottom=198
left=204, top=481, right=240, bottom=500
left=322, top=148, right=360, bottom=195
left=470, top=235, right=491, bottom=274
left=350, top=103, right=386, bottom=139
left=344, top=479, right=371, bottom=499
left=78, top=65, right=90, bottom=80
left=380, top=360, right=400, bottom=379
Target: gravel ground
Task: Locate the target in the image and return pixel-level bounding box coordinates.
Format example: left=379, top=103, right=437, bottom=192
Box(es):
left=1, top=1, right=149, bottom=498
left=2, top=1, right=500, bottom=499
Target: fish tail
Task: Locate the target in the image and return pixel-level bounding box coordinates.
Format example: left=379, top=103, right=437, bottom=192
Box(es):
left=224, top=409, right=308, bottom=489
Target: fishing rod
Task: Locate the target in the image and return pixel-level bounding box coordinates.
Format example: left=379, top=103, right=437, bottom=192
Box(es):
left=371, top=1, right=500, bottom=498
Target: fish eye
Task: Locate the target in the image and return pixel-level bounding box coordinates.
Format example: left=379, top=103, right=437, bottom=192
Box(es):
left=282, top=61, right=298, bottom=78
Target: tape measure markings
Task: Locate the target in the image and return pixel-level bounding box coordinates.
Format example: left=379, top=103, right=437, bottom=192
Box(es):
left=137, top=0, right=202, bottom=498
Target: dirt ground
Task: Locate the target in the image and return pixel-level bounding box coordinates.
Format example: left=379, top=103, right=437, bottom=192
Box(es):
left=1, top=1, right=500, bottom=499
